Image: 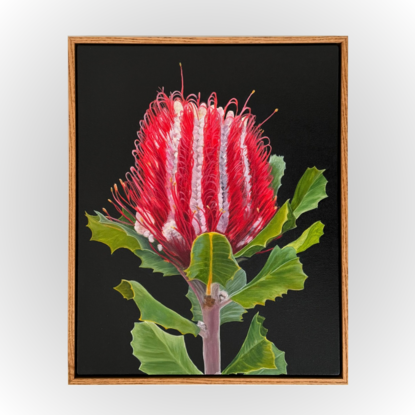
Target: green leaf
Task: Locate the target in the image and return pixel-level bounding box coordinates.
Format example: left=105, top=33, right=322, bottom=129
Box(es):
left=114, top=280, right=199, bottom=336
left=134, top=250, right=178, bottom=276
left=231, top=247, right=307, bottom=308
left=281, top=201, right=297, bottom=234
left=86, top=211, right=141, bottom=254
left=224, top=268, right=247, bottom=295
left=185, top=232, right=240, bottom=287
left=222, top=314, right=276, bottom=375
left=235, top=201, right=290, bottom=258
left=220, top=302, right=247, bottom=325
left=291, top=167, right=328, bottom=219
left=219, top=268, right=248, bottom=324
left=185, top=287, right=203, bottom=322
left=286, top=221, right=325, bottom=253
left=186, top=269, right=248, bottom=325
left=269, top=155, right=286, bottom=196
left=249, top=344, right=287, bottom=375
left=86, top=212, right=178, bottom=276
left=131, top=322, right=202, bottom=375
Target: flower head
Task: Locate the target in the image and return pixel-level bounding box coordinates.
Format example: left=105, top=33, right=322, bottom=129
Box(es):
left=107, top=73, right=278, bottom=270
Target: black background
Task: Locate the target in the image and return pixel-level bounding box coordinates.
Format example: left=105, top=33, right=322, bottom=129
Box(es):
left=76, top=44, right=341, bottom=376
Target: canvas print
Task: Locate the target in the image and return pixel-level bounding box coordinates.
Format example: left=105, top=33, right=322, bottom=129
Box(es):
left=85, top=64, right=329, bottom=376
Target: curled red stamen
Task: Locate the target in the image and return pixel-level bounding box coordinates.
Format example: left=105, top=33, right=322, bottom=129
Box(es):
left=104, top=73, right=279, bottom=269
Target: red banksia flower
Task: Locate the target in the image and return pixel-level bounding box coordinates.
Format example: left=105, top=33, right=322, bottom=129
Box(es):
left=107, top=71, right=278, bottom=270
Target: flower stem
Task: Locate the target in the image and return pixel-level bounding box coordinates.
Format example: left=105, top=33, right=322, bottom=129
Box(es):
left=178, top=267, right=221, bottom=374
left=201, top=284, right=221, bottom=375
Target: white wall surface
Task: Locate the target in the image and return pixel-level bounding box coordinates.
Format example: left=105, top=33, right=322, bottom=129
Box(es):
left=0, top=1, right=414, bottom=414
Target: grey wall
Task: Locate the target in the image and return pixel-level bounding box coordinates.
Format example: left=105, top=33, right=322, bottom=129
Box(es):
left=1, top=1, right=413, bottom=414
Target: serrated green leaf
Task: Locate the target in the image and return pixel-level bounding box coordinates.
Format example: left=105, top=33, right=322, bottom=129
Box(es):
left=131, top=322, right=202, bottom=375
left=235, top=201, right=290, bottom=258
left=134, top=250, right=179, bottom=276
left=291, top=167, right=328, bottom=218
left=86, top=211, right=142, bottom=254
left=86, top=212, right=178, bottom=276
left=220, top=302, right=247, bottom=324
left=286, top=221, right=325, bottom=253
left=224, top=268, right=247, bottom=295
left=186, top=269, right=248, bottom=325
left=114, top=279, right=135, bottom=299
left=185, top=232, right=240, bottom=287
left=114, top=280, right=199, bottom=336
left=186, top=287, right=203, bottom=322
left=269, top=155, right=286, bottom=196
left=281, top=201, right=297, bottom=234
left=219, top=268, right=248, bottom=324
left=249, top=344, right=287, bottom=375
left=231, top=247, right=307, bottom=308
left=222, top=314, right=276, bottom=375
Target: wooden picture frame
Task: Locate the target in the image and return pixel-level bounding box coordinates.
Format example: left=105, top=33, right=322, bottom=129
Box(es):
left=68, top=36, right=348, bottom=385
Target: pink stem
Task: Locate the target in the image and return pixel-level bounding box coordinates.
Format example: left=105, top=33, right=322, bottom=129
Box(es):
left=178, top=268, right=221, bottom=374
left=202, top=301, right=221, bottom=374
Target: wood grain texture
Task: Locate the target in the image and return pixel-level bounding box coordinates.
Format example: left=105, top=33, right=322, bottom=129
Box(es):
left=340, top=37, right=349, bottom=385
left=68, top=36, right=347, bottom=44
left=68, top=36, right=348, bottom=385
left=68, top=37, right=77, bottom=385
left=69, top=376, right=347, bottom=385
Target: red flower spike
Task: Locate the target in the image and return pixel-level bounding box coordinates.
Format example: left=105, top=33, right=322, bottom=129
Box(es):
left=109, top=78, right=279, bottom=270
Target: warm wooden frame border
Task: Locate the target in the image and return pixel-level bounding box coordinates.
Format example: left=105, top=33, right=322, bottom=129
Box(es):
left=68, top=36, right=348, bottom=385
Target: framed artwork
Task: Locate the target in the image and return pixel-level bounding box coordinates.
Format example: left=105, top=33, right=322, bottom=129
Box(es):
left=68, top=36, right=348, bottom=385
